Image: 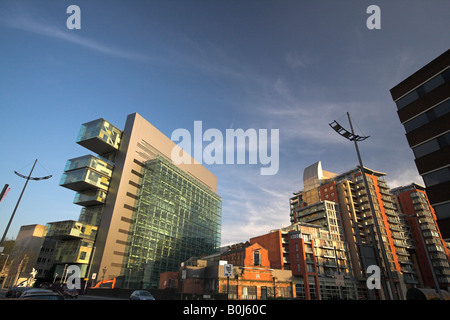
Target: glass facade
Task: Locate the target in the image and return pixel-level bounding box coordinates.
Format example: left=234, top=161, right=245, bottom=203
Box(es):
left=64, top=155, right=114, bottom=177
left=45, top=220, right=97, bottom=241
left=45, top=220, right=98, bottom=278
left=74, top=189, right=107, bottom=206
left=76, top=118, right=122, bottom=154
left=122, top=155, right=222, bottom=289
left=60, top=168, right=111, bottom=192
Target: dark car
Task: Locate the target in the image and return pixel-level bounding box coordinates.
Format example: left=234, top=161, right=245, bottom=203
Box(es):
left=6, top=286, right=25, bottom=298
left=63, top=288, right=79, bottom=299
left=19, top=288, right=64, bottom=300
left=130, top=290, right=155, bottom=300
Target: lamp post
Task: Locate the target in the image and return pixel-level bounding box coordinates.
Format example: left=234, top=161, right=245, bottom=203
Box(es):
left=329, top=113, right=398, bottom=300
left=0, top=253, right=9, bottom=289
left=0, top=159, right=52, bottom=248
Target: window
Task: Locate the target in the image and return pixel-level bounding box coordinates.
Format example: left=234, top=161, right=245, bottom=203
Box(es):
left=413, top=132, right=450, bottom=158
left=423, top=167, right=450, bottom=187
left=413, top=139, right=440, bottom=158
left=396, top=90, right=419, bottom=110
left=404, top=99, right=450, bottom=133
left=253, top=250, right=261, bottom=266
left=422, top=74, right=445, bottom=93
left=396, top=68, right=450, bottom=111
left=434, top=202, right=450, bottom=220
left=404, top=113, right=428, bottom=132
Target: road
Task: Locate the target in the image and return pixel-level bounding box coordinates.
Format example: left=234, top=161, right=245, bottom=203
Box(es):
left=0, top=288, right=126, bottom=300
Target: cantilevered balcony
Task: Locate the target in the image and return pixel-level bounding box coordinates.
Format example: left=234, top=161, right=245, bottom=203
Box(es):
left=45, top=220, right=97, bottom=241
left=76, top=118, right=122, bottom=155
left=74, top=189, right=107, bottom=206
left=60, top=168, right=110, bottom=192
left=64, top=155, right=114, bottom=177
left=60, top=155, right=113, bottom=192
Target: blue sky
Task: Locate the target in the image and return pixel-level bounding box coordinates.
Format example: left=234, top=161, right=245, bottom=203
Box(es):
left=0, top=0, right=449, bottom=245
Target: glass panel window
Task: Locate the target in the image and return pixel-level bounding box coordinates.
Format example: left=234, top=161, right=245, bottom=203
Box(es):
left=443, top=68, right=450, bottom=82
left=404, top=113, right=428, bottom=133
left=423, top=167, right=450, bottom=187
left=413, top=139, right=440, bottom=158
left=431, top=99, right=450, bottom=119
left=434, top=202, right=450, bottom=220
left=423, top=74, right=445, bottom=93
left=437, top=132, right=450, bottom=149
left=396, top=90, right=419, bottom=110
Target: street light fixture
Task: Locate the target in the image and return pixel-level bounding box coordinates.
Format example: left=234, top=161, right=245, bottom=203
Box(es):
left=0, top=159, right=52, bottom=248
left=329, top=112, right=398, bottom=300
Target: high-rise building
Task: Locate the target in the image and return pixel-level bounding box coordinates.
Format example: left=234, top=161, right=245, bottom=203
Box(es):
left=290, top=161, right=419, bottom=299
left=391, top=183, right=450, bottom=290
left=56, top=113, right=222, bottom=288
left=390, top=49, right=450, bottom=239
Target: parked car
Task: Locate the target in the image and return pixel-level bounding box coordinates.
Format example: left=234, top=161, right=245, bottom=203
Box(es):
left=63, top=288, right=78, bottom=299
left=130, top=290, right=155, bottom=300
left=6, top=286, right=22, bottom=298
left=19, top=288, right=64, bottom=300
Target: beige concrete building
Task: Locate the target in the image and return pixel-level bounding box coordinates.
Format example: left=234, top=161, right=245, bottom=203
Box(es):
left=3, top=224, right=45, bottom=287
left=59, top=113, right=222, bottom=288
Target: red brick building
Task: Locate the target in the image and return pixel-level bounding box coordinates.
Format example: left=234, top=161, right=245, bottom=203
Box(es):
left=392, top=183, right=450, bottom=289
left=159, top=242, right=295, bottom=299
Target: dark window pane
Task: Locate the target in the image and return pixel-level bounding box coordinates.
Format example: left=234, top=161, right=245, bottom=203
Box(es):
left=413, top=139, right=440, bottom=158
left=423, top=74, right=445, bottom=93
left=423, top=168, right=450, bottom=187
left=404, top=113, right=428, bottom=132
left=431, top=99, right=450, bottom=119
left=396, top=90, right=419, bottom=110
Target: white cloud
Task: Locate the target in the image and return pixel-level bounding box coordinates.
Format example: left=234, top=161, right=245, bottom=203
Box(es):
left=0, top=9, right=151, bottom=63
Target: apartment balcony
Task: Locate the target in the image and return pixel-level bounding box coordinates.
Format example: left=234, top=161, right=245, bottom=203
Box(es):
left=45, top=220, right=97, bottom=241
left=60, top=167, right=111, bottom=192
left=76, top=118, right=122, bottom=155
left=64, top=155, right=114, bottom=177
left=54, top=239, right=95, bottom=265
left=74, top=189, right=107, bottom=206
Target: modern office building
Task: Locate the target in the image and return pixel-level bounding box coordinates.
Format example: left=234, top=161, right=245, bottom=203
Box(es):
left=390, top=49, right=450, bottom=239
left=290, top=161, right=419, bottom=299
left=55, top=113, right=222, bottom=289
left=391, top=183, right=450, bottom=290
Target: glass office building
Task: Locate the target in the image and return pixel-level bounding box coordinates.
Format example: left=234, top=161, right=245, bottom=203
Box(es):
left=52, top=113, right=222, bottom=288
left=124, top=155, right=222, bottom=288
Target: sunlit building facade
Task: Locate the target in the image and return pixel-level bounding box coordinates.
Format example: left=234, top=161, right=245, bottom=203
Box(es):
left=55, top=113, right=221, bottom=288
left=290, top=161, right=419, bottom=299
left=391, top=183, right=450, bottom=289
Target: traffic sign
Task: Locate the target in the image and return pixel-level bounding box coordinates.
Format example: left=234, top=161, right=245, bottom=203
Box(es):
left=224, top=264, right=233, bottom=277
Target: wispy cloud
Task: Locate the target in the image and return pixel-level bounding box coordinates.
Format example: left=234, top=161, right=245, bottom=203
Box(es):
left=0, top=7, right=150, bottom=63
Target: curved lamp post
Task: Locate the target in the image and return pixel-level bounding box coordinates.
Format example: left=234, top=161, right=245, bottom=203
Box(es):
left=329, top=113, right=398, bottom=300
left=0, top=159, right=52, bottom=248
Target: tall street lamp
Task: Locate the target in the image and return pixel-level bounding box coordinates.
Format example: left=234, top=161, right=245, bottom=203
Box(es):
left=0, top=159, right=52, bottom=248
left=329, top=112, right=398, bottom=300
